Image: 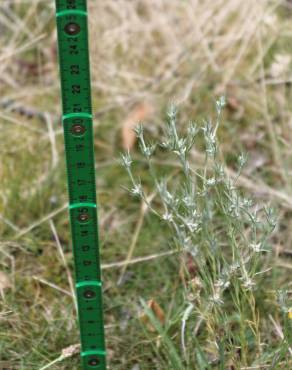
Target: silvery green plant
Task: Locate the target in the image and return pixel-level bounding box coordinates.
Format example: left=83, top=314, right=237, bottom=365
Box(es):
left=121, top=99, right=278, bottom=368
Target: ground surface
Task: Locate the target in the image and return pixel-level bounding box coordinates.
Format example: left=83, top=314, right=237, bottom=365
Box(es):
left=0, top=1, right=292, bottom=369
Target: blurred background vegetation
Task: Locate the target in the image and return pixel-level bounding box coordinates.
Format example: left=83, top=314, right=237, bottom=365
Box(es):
left=0, top=0, right=291, bottom=369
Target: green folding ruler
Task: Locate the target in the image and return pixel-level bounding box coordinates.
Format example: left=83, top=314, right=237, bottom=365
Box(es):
left=54, top=1, right=106, bottom=369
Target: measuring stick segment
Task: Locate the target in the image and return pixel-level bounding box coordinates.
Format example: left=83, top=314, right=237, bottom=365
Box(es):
left=55, top=1, right=106, bottom=369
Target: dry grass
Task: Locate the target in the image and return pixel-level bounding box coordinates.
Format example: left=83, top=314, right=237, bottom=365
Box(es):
left=0, top=0, right=291, bottom=369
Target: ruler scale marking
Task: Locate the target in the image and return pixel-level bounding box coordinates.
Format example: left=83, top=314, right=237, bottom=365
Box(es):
left=55, top=1, right=106, bottom=369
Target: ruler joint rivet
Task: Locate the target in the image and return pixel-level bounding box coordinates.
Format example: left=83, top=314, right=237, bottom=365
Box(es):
left=78, top=213, right=90, bottom=222
left=71, top=124, right=86, bottom=135
left=83, top=289, right=96, bottom=299
left=64, top=22, right=81, bottom=35
left=88, top=357, right=100, bottom=366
